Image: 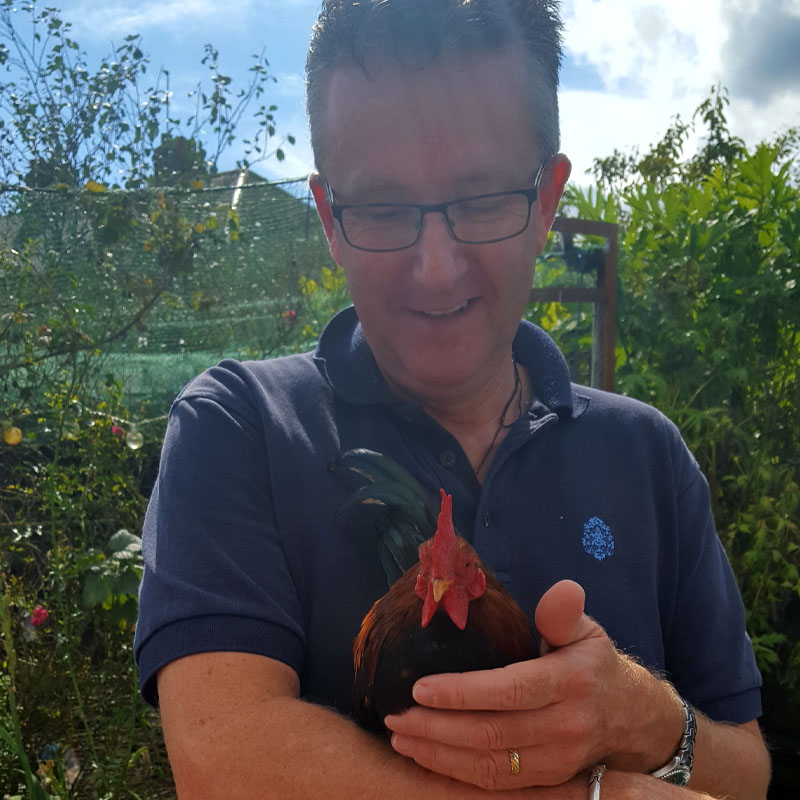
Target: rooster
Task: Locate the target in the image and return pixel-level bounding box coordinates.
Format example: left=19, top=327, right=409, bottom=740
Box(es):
left=336, top=450, right=537, bottom=734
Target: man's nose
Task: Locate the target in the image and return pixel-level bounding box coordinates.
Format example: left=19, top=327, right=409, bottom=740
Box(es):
left=411, top=211, right=468, bottom=288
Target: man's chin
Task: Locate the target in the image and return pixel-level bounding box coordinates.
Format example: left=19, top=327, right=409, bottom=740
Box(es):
left=381, top=353, right=490, bottom=402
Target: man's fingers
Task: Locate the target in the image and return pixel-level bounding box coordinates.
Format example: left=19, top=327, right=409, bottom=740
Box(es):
left=385, top=707, right=543, bottom=750
left=409, top=658, right=558, bottom=711
left=389, top=734, right=570, bottom=790
left=384, top=704, right=592, bottom=752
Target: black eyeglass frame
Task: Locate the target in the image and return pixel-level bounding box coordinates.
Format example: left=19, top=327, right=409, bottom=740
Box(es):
left=325, top=159, right=550, bottom=253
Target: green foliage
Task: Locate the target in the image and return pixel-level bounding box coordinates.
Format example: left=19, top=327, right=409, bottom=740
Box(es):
left=79, top=529, right=143, bottom=628
left=291, top=265, right=352, bottom=352
left=1, top=230, right=336, bottom=795
left=0, top=0, right=303, bottom=420
left=0, top=3, right=308, bottom=797
left=1, top=583, right=53, bottom=799
left=570, top=90, right=800, bottom=732
left=1, top=381, right=167, bottom=798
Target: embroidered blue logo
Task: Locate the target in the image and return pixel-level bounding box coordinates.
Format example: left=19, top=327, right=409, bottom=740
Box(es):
left=582, top=517, right=614, bottom=561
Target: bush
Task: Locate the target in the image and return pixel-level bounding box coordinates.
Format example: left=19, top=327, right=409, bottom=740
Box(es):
left=1, top=384, right=168, bottom=797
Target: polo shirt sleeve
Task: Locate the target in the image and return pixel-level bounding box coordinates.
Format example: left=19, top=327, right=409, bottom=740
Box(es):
left=134, top=369, right=306, bottom=708
left=662, top=422, right=762, bottom=723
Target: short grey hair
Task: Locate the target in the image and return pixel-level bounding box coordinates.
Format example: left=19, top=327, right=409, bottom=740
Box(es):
left=306, top=0, right=564, bottom=174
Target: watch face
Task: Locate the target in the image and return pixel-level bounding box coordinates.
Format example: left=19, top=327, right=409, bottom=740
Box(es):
left=669, top=768, right=691, bottom=787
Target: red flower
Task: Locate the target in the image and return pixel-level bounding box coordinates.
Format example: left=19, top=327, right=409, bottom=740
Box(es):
left=111, top=425, right=124, bottom=438
left=30, top=605, right=49, bottom=626
left=281, top=310, right=297, bottom=324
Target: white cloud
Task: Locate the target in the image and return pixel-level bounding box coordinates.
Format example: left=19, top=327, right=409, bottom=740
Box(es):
left=563, top=0, right=725, bottom=101
left=560, top=89, right=704, bottom=185
left=728, top=91, right=800, bottom=148
left=71, top=0, right=228, bottom=37
left=721, top=0, right=800, bottom=105
left=560, top=0, right=799, bottom=183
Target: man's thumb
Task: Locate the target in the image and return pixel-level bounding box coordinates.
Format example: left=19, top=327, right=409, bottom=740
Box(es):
left=534, top=580, right=593, bottom=652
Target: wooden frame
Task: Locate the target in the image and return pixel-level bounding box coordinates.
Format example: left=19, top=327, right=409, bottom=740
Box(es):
left=529, top=217, right=618, bottom=392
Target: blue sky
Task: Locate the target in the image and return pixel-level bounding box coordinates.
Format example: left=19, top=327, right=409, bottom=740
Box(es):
left=61, top=0, right=800, bottom=185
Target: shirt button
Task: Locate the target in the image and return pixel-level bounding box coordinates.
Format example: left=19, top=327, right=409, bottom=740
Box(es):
left=482, top=512, right=492, bottom=528
left=438, top=450, right=457, bottom=468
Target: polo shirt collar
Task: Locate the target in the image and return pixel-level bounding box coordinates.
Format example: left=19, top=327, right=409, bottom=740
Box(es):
left=313, top=305, right=576, bottom=418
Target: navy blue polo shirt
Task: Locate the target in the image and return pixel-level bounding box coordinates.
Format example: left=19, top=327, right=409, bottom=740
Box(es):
left=135, top=306, right=762, bottom=724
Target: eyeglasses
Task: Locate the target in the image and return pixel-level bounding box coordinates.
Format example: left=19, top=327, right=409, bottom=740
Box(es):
left=325, top=160, right=549, bottom=253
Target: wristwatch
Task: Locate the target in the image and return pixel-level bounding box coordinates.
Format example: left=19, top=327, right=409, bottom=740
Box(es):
left=651, top=696, right=696, bottom=786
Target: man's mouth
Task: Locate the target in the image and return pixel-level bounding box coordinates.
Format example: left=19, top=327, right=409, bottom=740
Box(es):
left=416, top=299, right=475, bottom=318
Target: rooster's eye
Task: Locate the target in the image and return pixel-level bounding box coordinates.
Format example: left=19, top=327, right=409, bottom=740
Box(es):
left=465, top=561, right=471, bottom=568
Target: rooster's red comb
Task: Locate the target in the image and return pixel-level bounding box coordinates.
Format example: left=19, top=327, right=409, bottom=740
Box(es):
left=432, top=489, right=456, bottom=568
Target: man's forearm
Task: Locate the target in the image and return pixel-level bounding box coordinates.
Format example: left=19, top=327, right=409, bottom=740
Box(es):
left=164, top=692, right=721, bottom=800
left=687, top=714, right=770, bottom=800
left=164, top=688, right=583, bottom=799
left=608, top=660, right=769, bottom=800
left=157, top=651, right=584, bottom=799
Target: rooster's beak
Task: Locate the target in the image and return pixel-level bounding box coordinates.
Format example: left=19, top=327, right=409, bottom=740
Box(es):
left=432, top=579, right=452, bottom=603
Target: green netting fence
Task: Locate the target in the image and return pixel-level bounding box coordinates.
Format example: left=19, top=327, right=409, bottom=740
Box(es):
left=1, top=174, right=345, bottom=416
left=2, top=173, right=602, bottom=432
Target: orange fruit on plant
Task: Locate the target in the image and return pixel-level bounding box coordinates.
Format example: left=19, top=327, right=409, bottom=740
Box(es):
left=3, top=426, right=23, bottom=445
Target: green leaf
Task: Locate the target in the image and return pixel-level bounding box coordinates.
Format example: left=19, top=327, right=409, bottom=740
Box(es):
left=115, top=570, right=142, bottom=598
left=81, top=571, right=111, bottom=608
left=107, top=528, right=142, bottom=554
left=0, top=724, right=20, bottom=753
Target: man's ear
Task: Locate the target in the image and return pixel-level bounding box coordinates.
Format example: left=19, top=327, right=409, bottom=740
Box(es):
left=534, top=154, right=571, bottom=253
left=309, top=173, right=342, bottom=263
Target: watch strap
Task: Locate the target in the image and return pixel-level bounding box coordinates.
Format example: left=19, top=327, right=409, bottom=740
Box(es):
left=651, top=696, right=696, bottom=786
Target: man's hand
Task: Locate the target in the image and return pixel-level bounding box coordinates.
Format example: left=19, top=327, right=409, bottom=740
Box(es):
left=384, top=580, right=684, bottom=790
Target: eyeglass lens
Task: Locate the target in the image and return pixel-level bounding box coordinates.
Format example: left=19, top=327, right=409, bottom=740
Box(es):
left=341, top=192, right=532, bottom=251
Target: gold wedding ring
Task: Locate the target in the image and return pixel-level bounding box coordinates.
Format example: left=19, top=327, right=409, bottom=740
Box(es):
left=508, top=748, right=520, bottom=776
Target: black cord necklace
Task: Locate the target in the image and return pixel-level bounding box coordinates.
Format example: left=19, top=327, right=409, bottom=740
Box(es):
left=475, top=359, right=522, bottom=478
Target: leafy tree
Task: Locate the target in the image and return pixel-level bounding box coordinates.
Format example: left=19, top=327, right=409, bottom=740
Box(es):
left=0, top=1, right=294, bottom=191
left=589, top=86, right=754, bottom=196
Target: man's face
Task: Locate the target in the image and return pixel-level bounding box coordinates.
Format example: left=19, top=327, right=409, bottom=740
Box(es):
left=312, top=49, right=570, bottom=401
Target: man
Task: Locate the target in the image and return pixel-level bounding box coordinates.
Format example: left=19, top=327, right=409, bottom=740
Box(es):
left=135, top=1, right=771, bottom=797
